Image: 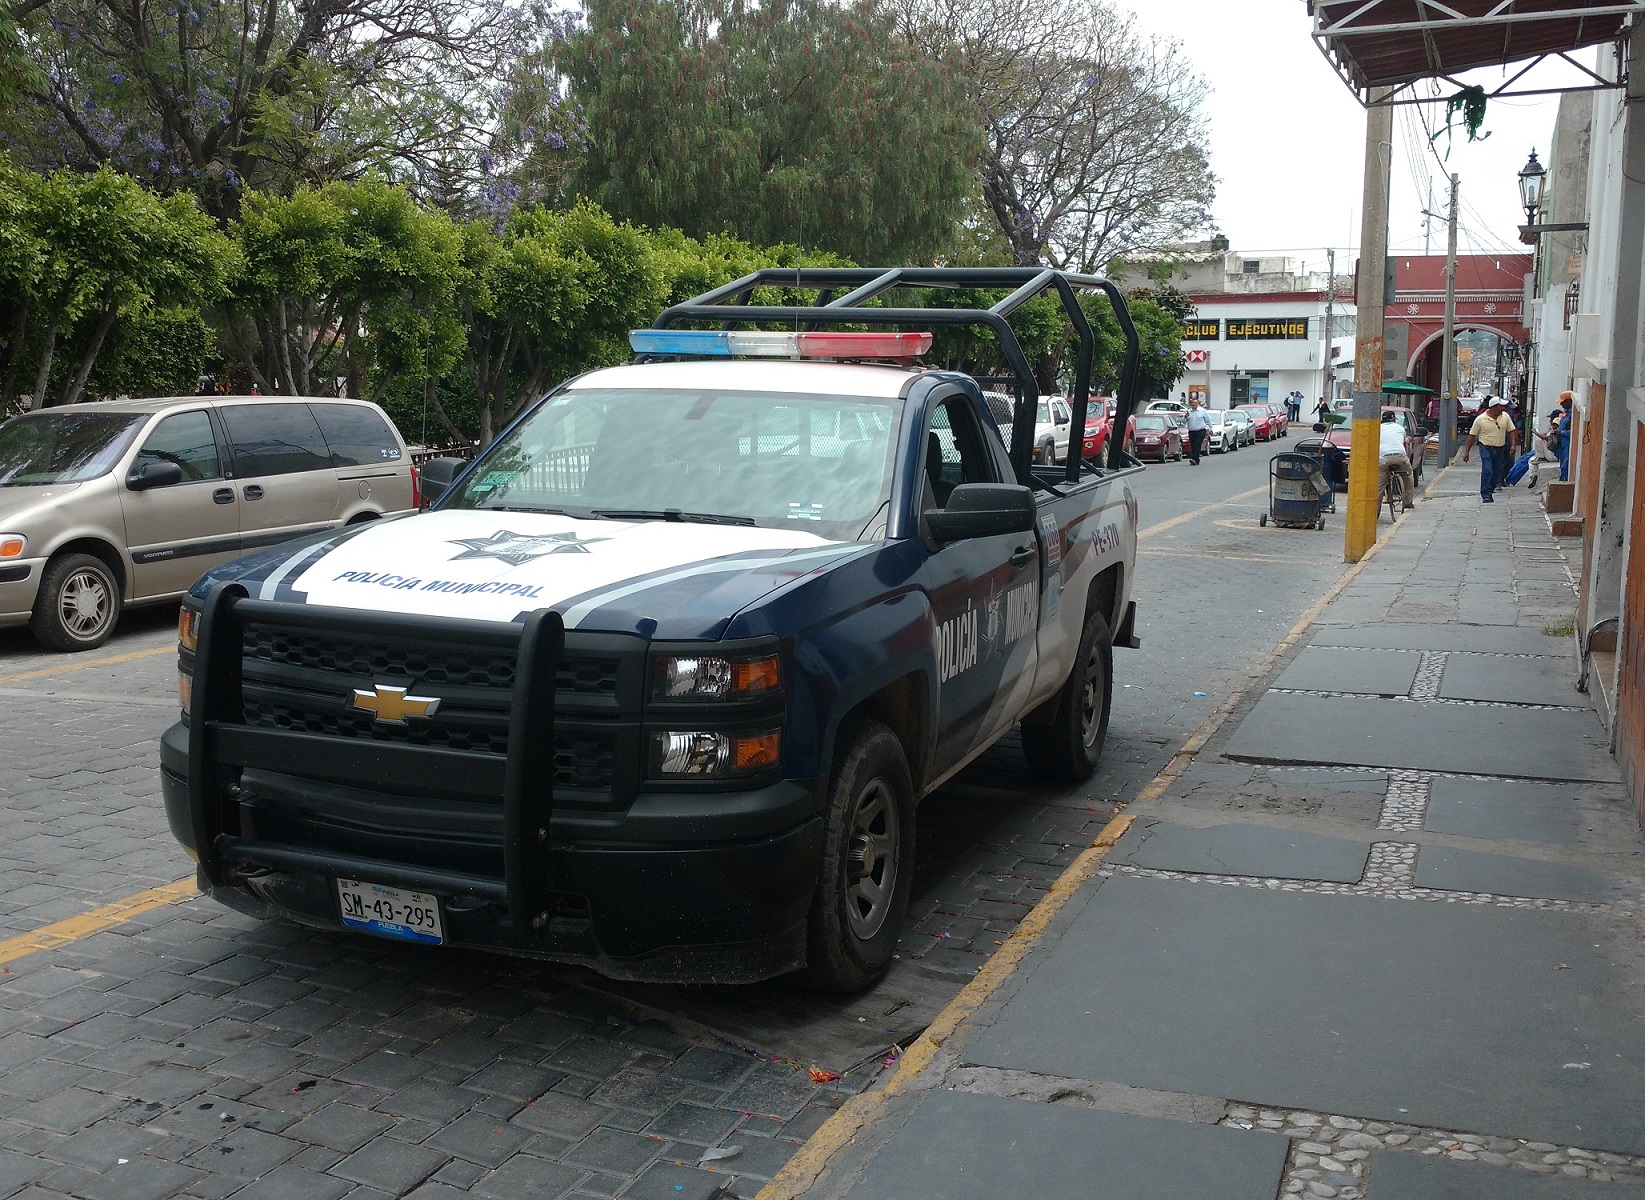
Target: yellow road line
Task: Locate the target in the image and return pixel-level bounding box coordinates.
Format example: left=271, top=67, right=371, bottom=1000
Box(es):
left=1138, top=483, right=1268, bottom=542
left=0, top=878, right=196, bottom=967
left=757, top=812, right=1136, bottom=1200
left=0, top=644, right=174, bottom=687
left=760, top=484, right=1414, bottom=1200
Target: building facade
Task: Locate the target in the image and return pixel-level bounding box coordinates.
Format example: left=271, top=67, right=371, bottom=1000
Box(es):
left=1177, top=293, right=1356, bottom=410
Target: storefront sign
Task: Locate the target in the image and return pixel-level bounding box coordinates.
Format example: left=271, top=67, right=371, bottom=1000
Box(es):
left=1225, top=317, right=1310, bottom=340
left=1182, top=319, right=1221, bottom=340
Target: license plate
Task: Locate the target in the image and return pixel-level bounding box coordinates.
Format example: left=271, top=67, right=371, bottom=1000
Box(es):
left=335, top=878, right=444, bottom=945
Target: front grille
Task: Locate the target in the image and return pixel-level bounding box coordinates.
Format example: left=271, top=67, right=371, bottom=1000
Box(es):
left=242, top=698, right=511, bottom=755
left=554, top=734, right=615, bottom=790
left=245, top=627, right=517, bottom=689
left=556, top=658, right=619, bottom=695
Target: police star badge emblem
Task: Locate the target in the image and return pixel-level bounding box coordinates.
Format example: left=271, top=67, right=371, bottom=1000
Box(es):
left=447, top=529, right=610, bottom=566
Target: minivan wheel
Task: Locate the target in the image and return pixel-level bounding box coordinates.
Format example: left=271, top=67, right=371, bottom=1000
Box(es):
left=31, top=552, right=122, bottom=652
left=801, top=719, right=914, bottom=993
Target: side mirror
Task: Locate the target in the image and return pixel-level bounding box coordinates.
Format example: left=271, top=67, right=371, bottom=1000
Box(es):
left=417, top=457, right=466, bottom=507
left=128, top=461, right=184, bottom=491
left=926, top=483, right=1037, bottom=544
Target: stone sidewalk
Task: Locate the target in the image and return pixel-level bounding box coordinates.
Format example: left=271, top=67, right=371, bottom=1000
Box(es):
left=778, top=468, right=1645, bottom=1200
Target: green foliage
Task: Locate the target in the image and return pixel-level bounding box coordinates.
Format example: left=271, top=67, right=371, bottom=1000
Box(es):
left=0, top=158, right=233, bottom=408
left=86, top=309, right=215, bottom=398
left=559, top=0, right=981, bottom=264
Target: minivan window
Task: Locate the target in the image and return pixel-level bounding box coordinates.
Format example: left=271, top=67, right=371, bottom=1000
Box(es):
left=134, top=411, right=220, bottom=481
left=220, top=403, right=331, bottom=477
left=0, top=412, right=144, bottom=486
left=310, top=403, right=402, bottom=467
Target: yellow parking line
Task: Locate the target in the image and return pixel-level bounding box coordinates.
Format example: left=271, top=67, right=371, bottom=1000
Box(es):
left=1138, top=483, right=1268, bottom=542
left=0, top=878, right=196, bottom=967
left=0, top=644, right=174, bottom=687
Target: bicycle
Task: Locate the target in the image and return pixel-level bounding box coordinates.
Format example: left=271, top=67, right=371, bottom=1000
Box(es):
left=1381, top=468, right=1407, bottom=522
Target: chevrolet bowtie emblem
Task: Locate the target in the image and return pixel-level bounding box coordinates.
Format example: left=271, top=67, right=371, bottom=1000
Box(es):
left=350, top=684, right=441, bottom=724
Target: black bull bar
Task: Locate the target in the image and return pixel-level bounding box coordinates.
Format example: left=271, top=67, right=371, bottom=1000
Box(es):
left=186, top=582, right=564, bottom=940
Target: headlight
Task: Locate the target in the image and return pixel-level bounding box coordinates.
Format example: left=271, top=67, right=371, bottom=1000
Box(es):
left=178, top=606, right=198, bottom=652
left=651, top=729, right=780, bottom=778
left=0, top=535, right=24, bottom=559
left=653, top=653, right=780, bottom=701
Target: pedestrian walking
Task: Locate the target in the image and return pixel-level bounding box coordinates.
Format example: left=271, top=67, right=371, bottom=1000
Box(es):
left=1314, top=396, right=1331, bottom=425
left=1377, top=410, right=1416, bottom=511
left=1460, top=396, right=1518, bottom=503
left=1184, top=395, right=1210, bottom=465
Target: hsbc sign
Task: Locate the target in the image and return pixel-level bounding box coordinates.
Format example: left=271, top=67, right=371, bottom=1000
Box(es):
left=1185, top=349, right=1210, bottom=365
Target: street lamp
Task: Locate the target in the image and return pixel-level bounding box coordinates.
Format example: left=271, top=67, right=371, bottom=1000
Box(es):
left=1518, top=149, right=1546, bottom=225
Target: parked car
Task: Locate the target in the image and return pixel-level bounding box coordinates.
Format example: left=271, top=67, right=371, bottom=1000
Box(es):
left=1203, top=409, right=1237, bottom=453
left=1130, top=414, right=1183, bottom=462
left=1080, top=399, right=1133, bottom=462
left=1143, top=399, right=1188, bottom=416
left=1032, top=395, right=1072, bottom=463
left=0, top=395, right=414, bottom=651
left=1235, top=404, right=1275, bottom=442
left=1267, top=402, right=1289, bottom=437
left=1322, top=405, right=1426, bottom=486
left=1226, top=408, right=1256, bottom=446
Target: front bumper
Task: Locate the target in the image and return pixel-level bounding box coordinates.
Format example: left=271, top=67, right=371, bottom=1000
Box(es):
left=0, top=560, right=41, bottom=627
left=161, top=719, right=823, bottom=983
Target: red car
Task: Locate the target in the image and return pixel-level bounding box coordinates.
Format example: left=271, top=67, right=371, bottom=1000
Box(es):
left=1235, top=404, right=1276, bottom=441
left=1323, top=406, right=1426, bottom=485
left=1129, top=412, right=1183, bottom=462
left=1079, top=398, right=1131, bottom=460
left=1267, top=402, right=1289, bottom=437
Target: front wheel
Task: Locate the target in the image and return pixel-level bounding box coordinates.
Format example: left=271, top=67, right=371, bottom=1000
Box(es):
left=1022, top=610, right=1113, bottom=782
left=31, top=552, right=122, bottom=652
left=801, top=719, right=914, bottom=993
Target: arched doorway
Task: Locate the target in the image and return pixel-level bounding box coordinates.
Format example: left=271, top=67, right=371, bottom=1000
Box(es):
left=1408, top=324, right=1525, bottom=400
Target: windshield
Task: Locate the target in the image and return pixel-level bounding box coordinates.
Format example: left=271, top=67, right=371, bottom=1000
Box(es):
left=0, top=411, right=145, bottom=486
left=443, top=387, right=903, bottom=542
left=1135, top=417, right=1166, bottom=431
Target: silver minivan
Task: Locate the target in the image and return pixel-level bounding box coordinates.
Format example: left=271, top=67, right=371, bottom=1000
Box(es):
left=0, top=395, right=415, bottom=651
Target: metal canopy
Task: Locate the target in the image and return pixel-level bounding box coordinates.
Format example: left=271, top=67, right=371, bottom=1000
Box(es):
left=1310, top=0, right=1644, bottom=106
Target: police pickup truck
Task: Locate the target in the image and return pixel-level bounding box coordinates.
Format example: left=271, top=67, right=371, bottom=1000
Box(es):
left=162, top=268, right=1143, bottom=993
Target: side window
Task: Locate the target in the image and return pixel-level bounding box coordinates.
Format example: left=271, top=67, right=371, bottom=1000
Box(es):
left=134, top=411, right=220, bottom=481
left=1053, top=400, right=1070, bottom=425
left=923, top=396, right=1000, bottom=511
left=220, top=403, right=331, bottom=478
left=309, top=403, right=402, bottom=467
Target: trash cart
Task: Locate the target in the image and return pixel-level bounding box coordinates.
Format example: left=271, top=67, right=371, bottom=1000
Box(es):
left=1262, top=451, right=1329, bottom=530
left=1292, top=435, right=1339, bottom=512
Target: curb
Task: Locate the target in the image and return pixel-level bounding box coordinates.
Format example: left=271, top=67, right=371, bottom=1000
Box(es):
left=758, top=500, right=1415, bottom=1199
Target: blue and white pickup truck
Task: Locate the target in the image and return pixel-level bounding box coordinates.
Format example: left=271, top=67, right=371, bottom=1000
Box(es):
left=161, top=268, right=1143, bottom=992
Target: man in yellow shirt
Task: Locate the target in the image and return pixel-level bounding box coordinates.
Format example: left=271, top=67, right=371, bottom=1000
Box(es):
left=1460, top=396, right=1519, bottom=503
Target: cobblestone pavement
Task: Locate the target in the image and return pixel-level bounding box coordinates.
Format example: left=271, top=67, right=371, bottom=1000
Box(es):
left=0, top=444, right=1351, bottom=1199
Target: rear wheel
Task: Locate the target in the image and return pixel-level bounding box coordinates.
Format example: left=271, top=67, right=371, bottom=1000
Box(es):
left=1260, top=512, right=1268, bottom=527
left=1022, top=610, right=1112, bottom=782
left=31, top=552, right=121, bottom=652
left=801, top=720, right=914, bottom=993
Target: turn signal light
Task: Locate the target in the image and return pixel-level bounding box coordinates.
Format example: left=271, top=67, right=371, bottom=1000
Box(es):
left=178, top=671, right=193, bottom=716
left=0, top=536, right=23, bottom=558
left=653, top=652, right=781, bottom=700
left=177, top=606, right=199, bottom=652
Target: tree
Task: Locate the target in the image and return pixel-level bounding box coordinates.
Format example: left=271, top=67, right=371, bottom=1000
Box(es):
left=556, top=0, right=981, bottom=264
left=0, top=160, right=233, bottom=408
left=220, top=177, right=463, bottom=401
left=895, top=0, right=1215, bottom=271
left=4, top=0, right=537, bottom=218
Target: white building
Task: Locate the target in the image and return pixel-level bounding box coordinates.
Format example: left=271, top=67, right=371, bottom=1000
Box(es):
left=1176, top=293, right=1358, bottom=410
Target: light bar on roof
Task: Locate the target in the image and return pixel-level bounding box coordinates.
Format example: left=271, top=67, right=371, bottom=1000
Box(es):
left=629, top=329, right=932, bottom=361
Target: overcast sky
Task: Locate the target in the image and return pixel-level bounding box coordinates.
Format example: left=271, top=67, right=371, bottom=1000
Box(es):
left=1110, top=0, right=1599, bottom=275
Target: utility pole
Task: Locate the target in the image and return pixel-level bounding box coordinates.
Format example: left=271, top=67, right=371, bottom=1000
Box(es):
left=1424, top=178, right=1435, bottom=255
left=1439, top=173, right=1460, bottom=466
left=1346, top=90, right=1393, bottom=562
left=1320, top=249, right=1336, bottom=402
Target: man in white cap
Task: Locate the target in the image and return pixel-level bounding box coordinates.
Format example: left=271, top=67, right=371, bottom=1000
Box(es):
left=1378, top=410, right=1416, bottom=511
left=1460, top=396, right=1519, bottom=502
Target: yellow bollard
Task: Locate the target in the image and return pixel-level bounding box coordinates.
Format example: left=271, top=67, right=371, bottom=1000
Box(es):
left=1344, top=414, right=1382, bottom=561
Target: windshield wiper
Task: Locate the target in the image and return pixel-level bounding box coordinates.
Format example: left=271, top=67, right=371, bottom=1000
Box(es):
left=477, top=504, right=586, bottom=517
left=592, top=508, right=756, bottom=527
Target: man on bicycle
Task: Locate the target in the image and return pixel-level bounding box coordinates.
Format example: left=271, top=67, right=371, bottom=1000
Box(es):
left=1378, top=409, right=1416, bottom=512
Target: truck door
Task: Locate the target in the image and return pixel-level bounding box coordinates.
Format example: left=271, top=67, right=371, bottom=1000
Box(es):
left=919, top=392, right=1040, bottom=777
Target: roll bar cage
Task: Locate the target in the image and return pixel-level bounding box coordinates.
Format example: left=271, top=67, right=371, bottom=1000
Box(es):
left=644, top=266, right=1142, bottom=486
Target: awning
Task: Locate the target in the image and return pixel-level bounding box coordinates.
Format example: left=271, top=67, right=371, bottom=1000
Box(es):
left=1381, top=379, right=1436, bottom=395
left=1310, top=0, right=1643, bottom=105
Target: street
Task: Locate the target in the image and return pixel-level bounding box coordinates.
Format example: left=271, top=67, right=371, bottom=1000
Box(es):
left=0, top=442, right=1351, bottom=1200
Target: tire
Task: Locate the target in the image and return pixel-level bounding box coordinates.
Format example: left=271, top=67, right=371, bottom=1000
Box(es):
left=801, top=719, right=914, bottom=993
left=31, top=552, right=122, bottom=652
left=1021, top=610, right=1113, bottom=782
left=1260, top=512, right=1268, bottom=527
left=1317, top=518, right=1326, bottom=530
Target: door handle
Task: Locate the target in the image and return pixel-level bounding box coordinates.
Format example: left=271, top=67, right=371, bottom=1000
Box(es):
left=243, top=485, right=264, bottom=501
left=212, top=488, right=235, bottom=505
left=1009, top=545, right=1036, bottom=566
